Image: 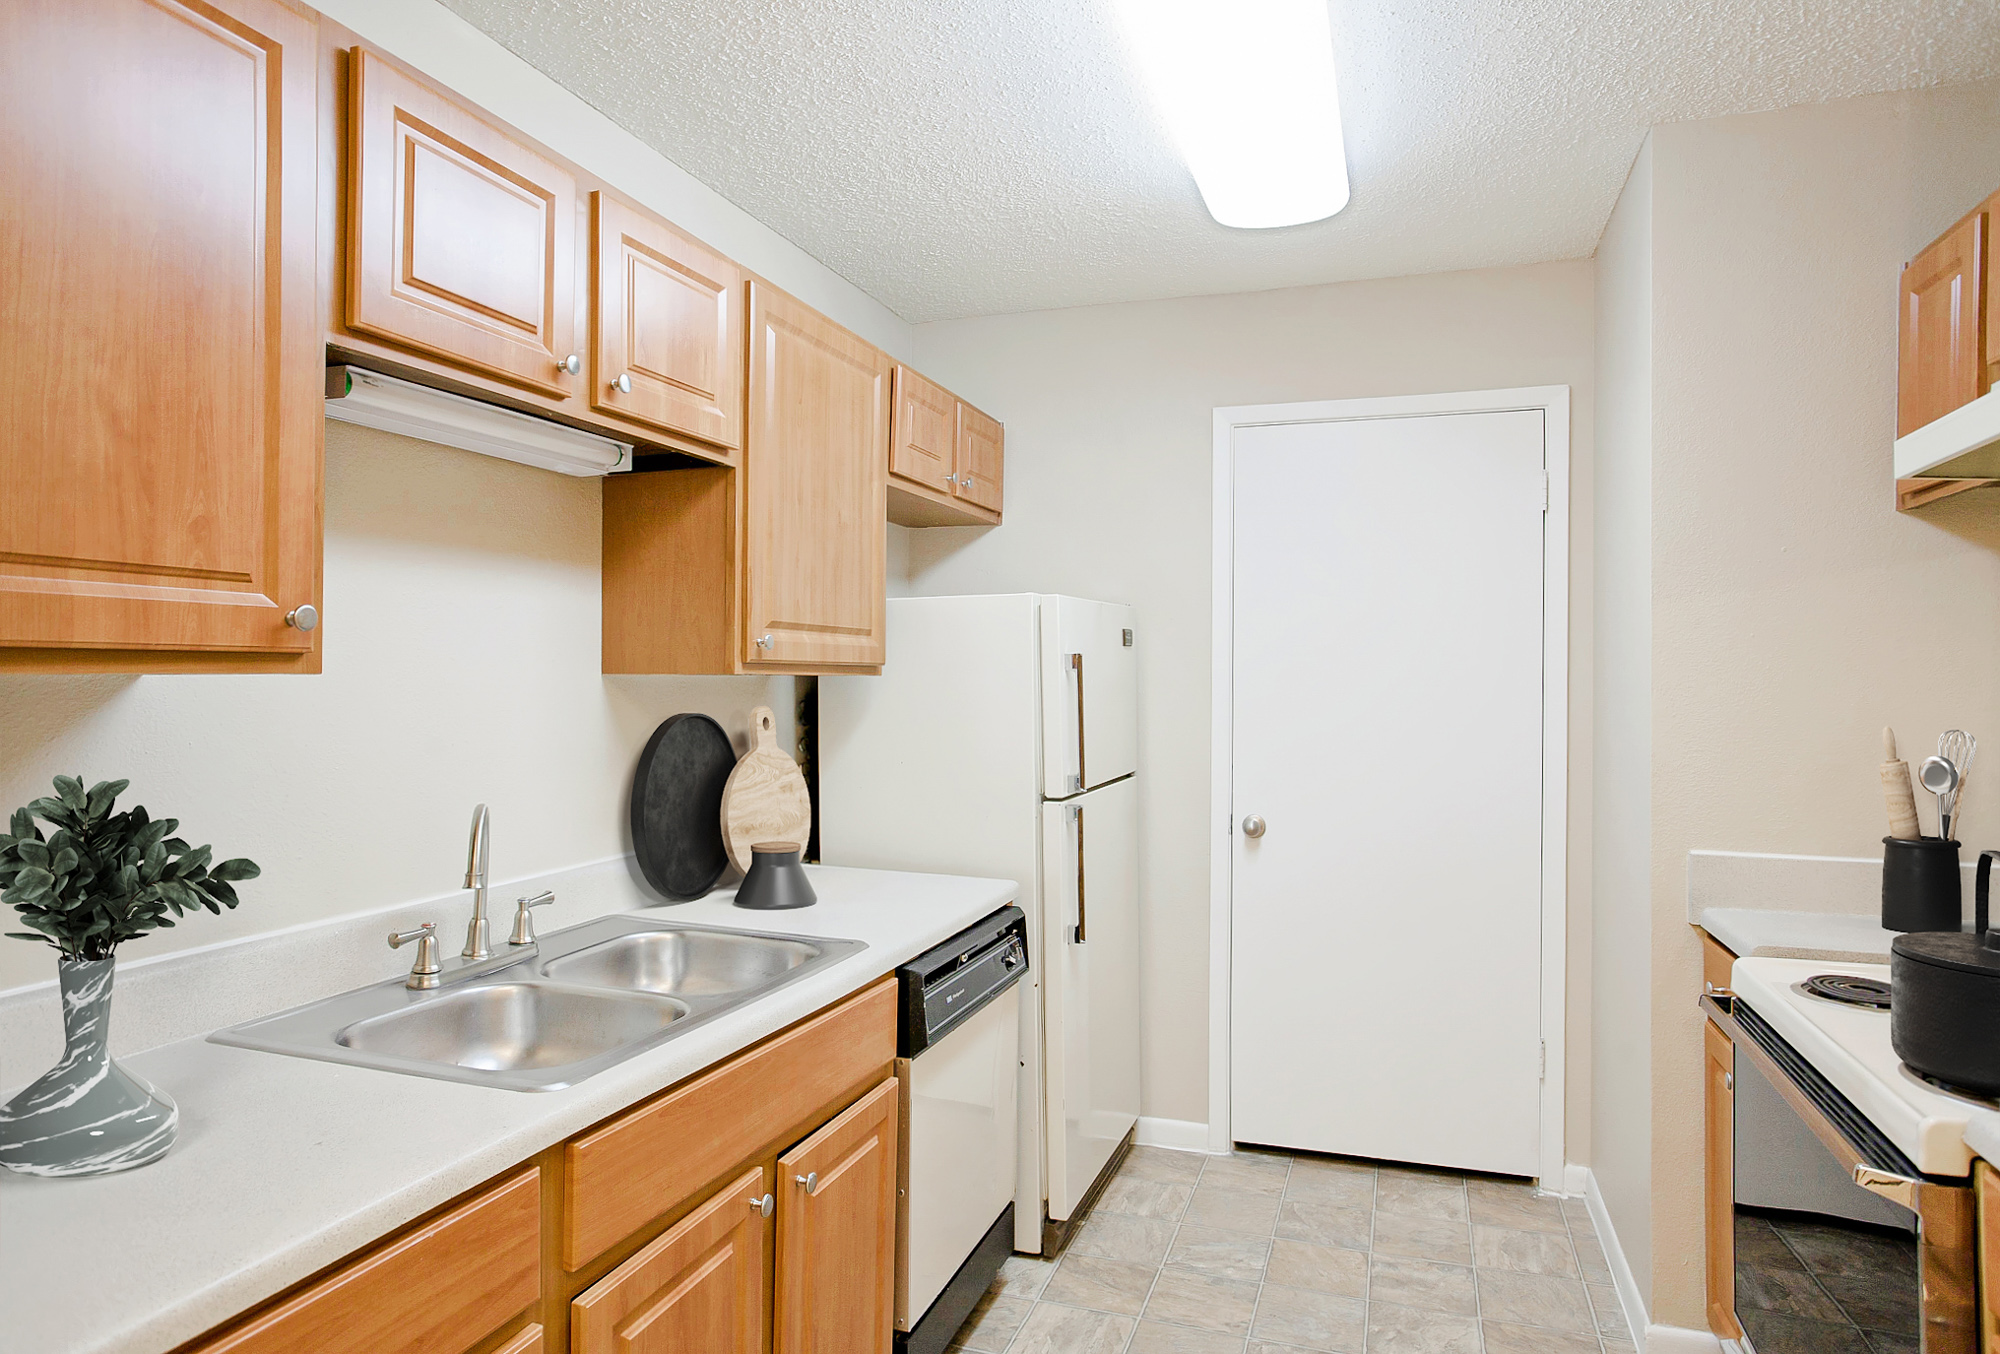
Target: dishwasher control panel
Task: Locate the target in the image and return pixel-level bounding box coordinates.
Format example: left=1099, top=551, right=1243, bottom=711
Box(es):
left=896, top=904, right=1028, bottom=1057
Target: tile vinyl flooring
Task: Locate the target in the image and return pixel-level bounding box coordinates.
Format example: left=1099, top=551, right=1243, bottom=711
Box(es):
left=1733, top=1208, right=1919, bottom=1354
left=949, top=1145, right=1632, bottom=1354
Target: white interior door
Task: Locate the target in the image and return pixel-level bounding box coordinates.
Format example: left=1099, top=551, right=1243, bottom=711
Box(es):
left=1041, top=774, right=1141, bottom=1218
left=1230, top=410, right=1546, bottom=1176
left=1040, top=597, right=1138, bottom=797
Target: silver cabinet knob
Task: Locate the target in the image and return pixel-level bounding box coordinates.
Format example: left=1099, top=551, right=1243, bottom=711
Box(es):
left=1241, top=815, right=1266, bottom=838
left=558, top=353, right=581, bottom=375
left=796, top=1172, right=819, bottom=1196
left=944, top=474, right=958, bottom=486
left=285, top=604, right=319, bottom=632
left=960, top=475, right=974, bottom=490
left=756, top=634, right=774, bottom=650
left=611, top=372, right=632, bottom=394
left=750, top=1192, right=774, bottom=1217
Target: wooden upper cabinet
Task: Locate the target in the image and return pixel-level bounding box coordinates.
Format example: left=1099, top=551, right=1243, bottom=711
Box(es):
left=890, top=366, right=957, bottom=494
left=572, top=1165, right=770, bottom=1354
left=955, top=402, right=1005, bottom=514
left=744, top=282, right=889, bottom=669
left=347, top=50, right=578, bottom=398
left=776, top=1079, right=900, bottom=1354
left=1899, top=206, right=1989, bottom=437
left=592, top=193, right=744, bottom=452
left=0, top=0, right=322, bottom=669
left=193, top=1168, right=541, bottom=1354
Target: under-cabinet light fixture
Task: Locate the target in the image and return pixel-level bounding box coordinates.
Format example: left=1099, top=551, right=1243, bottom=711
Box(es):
left=324, top=366, right=632, bottom=477
left=1110, top=0, right=1350, bottom=230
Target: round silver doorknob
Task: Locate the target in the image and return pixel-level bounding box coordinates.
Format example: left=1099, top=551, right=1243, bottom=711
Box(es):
left=1241, top=815, right=1266, bottom=838
left=611, top=372, right=632, bottom=394
left=558, top=353, right=581, bottom=375
left=285, top=604, right=319, bottom=632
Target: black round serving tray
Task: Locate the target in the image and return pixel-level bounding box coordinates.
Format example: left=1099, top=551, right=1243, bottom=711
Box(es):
left=631, top=713, right=736, bottom=900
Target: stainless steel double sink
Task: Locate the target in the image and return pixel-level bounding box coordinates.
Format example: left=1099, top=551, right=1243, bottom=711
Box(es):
left=210, top=916, right=866, bottom=1091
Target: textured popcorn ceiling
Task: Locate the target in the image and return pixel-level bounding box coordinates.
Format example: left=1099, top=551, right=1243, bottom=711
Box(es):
left=441, top=0, right=2000, bottom=322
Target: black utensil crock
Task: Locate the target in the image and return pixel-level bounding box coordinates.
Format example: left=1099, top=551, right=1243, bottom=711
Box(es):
left=1882, top=835, right=1962, bottom=932
left=1891, top=849, right=2000, bottom=1094
left=733, top=842, right=817, bottom=911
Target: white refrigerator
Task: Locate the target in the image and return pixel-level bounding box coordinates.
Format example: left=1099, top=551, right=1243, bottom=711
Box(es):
left=820, top=594, right=1141, bottom=1254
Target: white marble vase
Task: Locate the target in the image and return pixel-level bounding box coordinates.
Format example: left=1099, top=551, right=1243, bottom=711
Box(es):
left=0, top=956, right=177, bottom=1176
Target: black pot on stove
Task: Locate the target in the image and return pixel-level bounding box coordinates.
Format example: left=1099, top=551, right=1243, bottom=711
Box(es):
left=1892, top=848, right=2000, bottom=1094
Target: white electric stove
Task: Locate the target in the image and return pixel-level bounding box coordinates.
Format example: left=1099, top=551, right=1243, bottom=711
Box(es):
left=1731, top=955, right=1978, bottom=1177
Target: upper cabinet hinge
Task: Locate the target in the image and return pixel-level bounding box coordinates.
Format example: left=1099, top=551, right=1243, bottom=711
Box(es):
left=1539, top=1040, right=1547, bottom=1081
left=1542, top=470, right=1551, bottom=513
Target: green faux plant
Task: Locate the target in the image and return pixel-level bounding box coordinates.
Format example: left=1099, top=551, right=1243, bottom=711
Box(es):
left=0, top=776, right=260, bottom=961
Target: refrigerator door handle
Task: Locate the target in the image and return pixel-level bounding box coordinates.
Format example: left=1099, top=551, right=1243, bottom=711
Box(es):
left=1070, top=802, right=1087, bottom=943
left=1070, top=652, right=1087, bottom=793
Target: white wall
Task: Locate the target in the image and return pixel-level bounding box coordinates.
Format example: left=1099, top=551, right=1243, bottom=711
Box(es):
left=0, top=423, right=796, bottom=992
left=904, top=262, right=1597, bottom=1128
left=1591, top=135, right=1655, bottom=1305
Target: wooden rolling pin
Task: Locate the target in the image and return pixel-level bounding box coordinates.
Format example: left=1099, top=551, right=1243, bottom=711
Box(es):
left=1882, top=726, right=1923, bottom=839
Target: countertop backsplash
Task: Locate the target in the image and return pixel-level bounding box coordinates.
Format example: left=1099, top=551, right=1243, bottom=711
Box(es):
left=1685, top=848, right=1979, bottom=925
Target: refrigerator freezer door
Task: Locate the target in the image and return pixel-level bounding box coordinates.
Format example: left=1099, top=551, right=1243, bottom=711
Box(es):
left=1040, top=597, right=1137, bottom=798
left=1039, top=775, right=1141, bottom=1221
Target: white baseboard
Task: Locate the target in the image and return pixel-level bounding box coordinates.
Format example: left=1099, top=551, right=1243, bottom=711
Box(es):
left=1561, top=1162, right=1590, bottom=1196
left=1643, top=1326, right=1725, bottom=1353
left=1134, top=1117, right=1221, bottom=1153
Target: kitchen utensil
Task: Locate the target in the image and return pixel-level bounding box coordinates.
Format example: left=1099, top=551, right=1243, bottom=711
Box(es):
left=1892, top=849, right=2000, bottom=1094
left=732, top=842, right=818, bottom=910
left=1920, top=755, right=1959, bottom=838
left=630, top=713, right=735, bottom=900
left=719, top=706, right=813, bottom=875
left=1881, top=726, right=1922, bottom=840
left=1940, top=729, right=1976, bottom=839
left=1882, top=836, right=1963, bottom=931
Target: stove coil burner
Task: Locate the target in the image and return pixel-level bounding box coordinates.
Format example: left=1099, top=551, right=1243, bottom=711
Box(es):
left=1798, top=974, right=1892, bottom=1010
left=1908, top=1068, right=2000, bottom=1107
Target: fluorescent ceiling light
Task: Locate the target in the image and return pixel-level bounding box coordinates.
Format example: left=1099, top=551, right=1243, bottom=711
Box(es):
left=1111, top=0, right=1350, bottom=230
left=324, top=366, right=632, bottom=476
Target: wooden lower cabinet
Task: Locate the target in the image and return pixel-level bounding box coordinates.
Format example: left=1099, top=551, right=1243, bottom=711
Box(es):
left=572, top=1165, right=772, bottom=1354
left=1703, top=1017, right=1742, bottom=1341
left=776, top=1077, right=901, bottom=1354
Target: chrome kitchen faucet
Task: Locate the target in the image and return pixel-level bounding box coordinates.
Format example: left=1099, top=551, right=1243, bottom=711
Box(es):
left=462, top=803, right=492, bottom=960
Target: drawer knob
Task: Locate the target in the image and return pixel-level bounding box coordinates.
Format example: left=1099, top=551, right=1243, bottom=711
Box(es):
left=756, top=634, right=774, bottom=650
left=795, top=1171, right=818, bottom=1196
left=285, top=604, right=319, bottom=632
left=751, top=1192, right=774, bottom=1217
left=559, top=353, right=581, bottom=375
left=611, top=372, right=633, bottom=394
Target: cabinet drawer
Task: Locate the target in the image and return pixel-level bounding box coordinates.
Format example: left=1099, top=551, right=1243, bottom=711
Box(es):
left=193, top=1167, right=540, bottom=1354
left=565, top=977, right=896, bottom=1269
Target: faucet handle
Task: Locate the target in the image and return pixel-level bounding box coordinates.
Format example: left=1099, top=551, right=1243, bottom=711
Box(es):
left=388, top=922, right=442, bottom=989
left=509, top=890, right=555, bottom=947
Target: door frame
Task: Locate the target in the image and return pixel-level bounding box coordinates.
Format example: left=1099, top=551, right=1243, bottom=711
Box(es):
left=1208, top=385, right=1571, bottom=1187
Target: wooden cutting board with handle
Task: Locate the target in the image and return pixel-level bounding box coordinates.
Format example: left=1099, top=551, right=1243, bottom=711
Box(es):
left=720, top=706, right=812, bottom=874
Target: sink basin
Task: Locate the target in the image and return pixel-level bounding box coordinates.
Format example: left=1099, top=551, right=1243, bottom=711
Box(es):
left=335, top=983, right=686, bottom=1073
left=542, top=930, right=822, bottom=998
left=210, top=914, right=866, bottom=1091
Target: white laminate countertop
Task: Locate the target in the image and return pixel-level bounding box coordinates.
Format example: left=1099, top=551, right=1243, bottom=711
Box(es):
left=1958, top=1112, right=2000, bottom=1165
left=0, top=866, right=1018, bottom=1354
left=1698, top=907, right=1908, bottom=963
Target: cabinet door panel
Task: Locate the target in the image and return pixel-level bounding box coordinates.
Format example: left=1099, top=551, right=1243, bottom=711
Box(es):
left=572, top=1165, right=769, bottom=1354
left=348, top=50, right=576, bottom=397
left=954, top=403, right=1004, bottom=514
left=1704, top=1019, right=1742, bottom=1341
left=890, top=366, right=956, bottom=494
left=776, top=1077, right=899, bottom=1354
left=0, top=0, right=320, bottom=657
left=592, top=193, right=743, bottom=450
left=744, top=283, right=888, bottom=668
left=1899, top=211, right=1986, bottom=436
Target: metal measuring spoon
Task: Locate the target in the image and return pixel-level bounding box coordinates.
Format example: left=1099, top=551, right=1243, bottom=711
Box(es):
left=1920, top=755, right=1961, bottom=840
